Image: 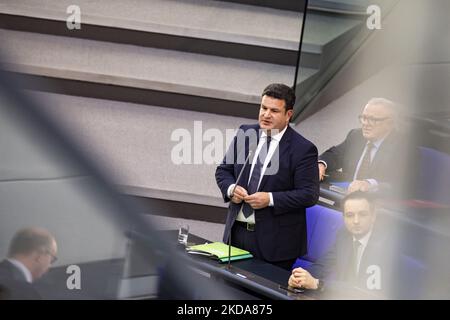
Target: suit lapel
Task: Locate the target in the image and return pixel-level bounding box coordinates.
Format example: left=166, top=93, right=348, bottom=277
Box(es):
left=0, top=260, right=27, bottom=282
left=235, top=125, right=260, bottom=190
left=257, top=126, right=291, bottom=191
left=349, top=132, right=367, bottom=177
left=237, top=159, right=251, bottom=190
left=369, top=132, right=396, bottom=175
left=228, top=127, right=260, bottom=221
left=337, top=233, right=353, bottom=279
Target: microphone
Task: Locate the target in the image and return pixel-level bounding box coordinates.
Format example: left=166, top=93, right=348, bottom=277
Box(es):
left=231, top=150, right=253, bottom=197
left=228, top=149, right=253, bottom=270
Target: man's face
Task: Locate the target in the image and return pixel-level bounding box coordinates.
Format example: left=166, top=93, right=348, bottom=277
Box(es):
left=32, top=240, right=57, bottom=280
left=343, top=198, right=376, bottom=239
left=360, top=103, right=394, bottom=141
left=258, top=95, right=293, bottom=133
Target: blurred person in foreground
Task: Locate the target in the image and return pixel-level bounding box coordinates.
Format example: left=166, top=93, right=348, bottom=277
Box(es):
left=0, top=227, right=57, bottom=299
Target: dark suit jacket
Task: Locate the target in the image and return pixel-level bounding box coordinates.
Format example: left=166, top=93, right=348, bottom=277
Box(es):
left=319, top=128, right=417, bottom=197
left=0, top=260, right=41, bottom=300
left=306, top=227, right=423, bottom=299
left=215, top=124, right=320, bottom=262
left=308, top=229, right=385, bottom=285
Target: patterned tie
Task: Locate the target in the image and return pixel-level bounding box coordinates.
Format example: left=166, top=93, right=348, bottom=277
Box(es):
left=242, top=136, right=272, bottom=218
left=355, top=142, right=374, bottom=180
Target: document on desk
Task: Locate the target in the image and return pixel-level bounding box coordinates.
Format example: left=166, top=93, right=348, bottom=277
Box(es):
left=329, top=181, right=350, bottom=194
left=186, top=242, right=253, bottom=263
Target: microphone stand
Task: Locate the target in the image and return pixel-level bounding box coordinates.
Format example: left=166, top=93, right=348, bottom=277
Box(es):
left=228, top=150, right=253, bottom=270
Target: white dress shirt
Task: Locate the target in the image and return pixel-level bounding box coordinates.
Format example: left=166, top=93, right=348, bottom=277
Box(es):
left=227, top=125, right=288, bottom=223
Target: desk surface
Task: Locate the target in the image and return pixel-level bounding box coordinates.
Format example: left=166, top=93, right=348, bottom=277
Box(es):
left=171, top=230, right=318, bottom=300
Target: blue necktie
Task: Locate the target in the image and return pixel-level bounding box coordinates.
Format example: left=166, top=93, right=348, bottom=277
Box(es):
left=242, top=136, right=272, bottom=218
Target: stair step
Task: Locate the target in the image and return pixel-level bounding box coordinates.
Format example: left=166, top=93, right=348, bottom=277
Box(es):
left=1, top=29, right=317, bottom=117
left=219, top=0, right=373, bottom=14
left=1, top=0, right=303, bottom=49
left=302, top=12, right=361, bottom=53
left=25, top=90, right=249, bottom=206
left=301, top=12, right=362, bottom=69
left=309, top=0, right=377, bottom=14
left=0, top=0, right=302, bottom=65
left=0, top=1, right=360, bottom=68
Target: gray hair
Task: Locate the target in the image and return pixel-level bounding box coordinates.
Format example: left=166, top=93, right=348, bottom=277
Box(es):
left=366, top=97, right=400, bottom=123
left=8, top=228, right=55, bottom=257
left=366, top=97, right=396, bottom=112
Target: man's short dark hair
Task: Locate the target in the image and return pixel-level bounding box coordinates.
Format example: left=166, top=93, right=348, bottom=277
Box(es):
left=8, top=228, right=53, bottom=257
left=262, top=83, right=296, bottom=111
left=341, top=191, right=377, bottom=213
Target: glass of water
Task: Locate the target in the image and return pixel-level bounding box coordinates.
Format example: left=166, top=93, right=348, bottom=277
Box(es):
left=178, top=225, right=189, bottom=246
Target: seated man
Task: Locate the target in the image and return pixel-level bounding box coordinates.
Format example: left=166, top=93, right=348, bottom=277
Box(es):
left=288, top=191, right=419, bottom=298
left=0, top=227, right=58, bottom=299
left=318, top=98, right=416, bottom=197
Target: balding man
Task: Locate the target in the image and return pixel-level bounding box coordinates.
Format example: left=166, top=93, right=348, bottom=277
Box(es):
left=318, top=98, right=416, bottom=196
left=0, top=227, right=57, bottom=299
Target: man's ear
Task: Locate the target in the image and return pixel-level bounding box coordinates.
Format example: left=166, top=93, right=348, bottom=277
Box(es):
left=286, top=109, right=293, bottom=120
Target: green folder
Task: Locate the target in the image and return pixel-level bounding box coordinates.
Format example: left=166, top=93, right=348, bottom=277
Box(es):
left=186, top=242, right=253, bottom=263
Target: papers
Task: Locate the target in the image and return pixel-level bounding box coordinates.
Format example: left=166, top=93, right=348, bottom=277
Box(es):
left=186, top=242, right=253, bottom=263
left=329, top=182, right=350, bottom=194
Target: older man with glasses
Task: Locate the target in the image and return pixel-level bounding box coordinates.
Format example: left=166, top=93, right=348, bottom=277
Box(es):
left=318, top=98, right=417, bottom=197
left=0, top=227, right=57, bottom=299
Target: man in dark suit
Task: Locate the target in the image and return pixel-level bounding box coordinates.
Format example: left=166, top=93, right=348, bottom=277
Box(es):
left=288, top=191, right=422, bottom=298
left=0, top=227, right=57, bottom=299
left=318, top=98, right=415, bottom=196
left=215, top=83, right=320, bottom=270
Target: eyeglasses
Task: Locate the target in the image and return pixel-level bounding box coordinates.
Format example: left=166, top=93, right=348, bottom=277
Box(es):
left=358, top=115, right=391, bottom=125
left=42, top=250, right=58, bottom=264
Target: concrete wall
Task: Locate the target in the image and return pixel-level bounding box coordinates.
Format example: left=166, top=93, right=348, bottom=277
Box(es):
left=0, top=95, right=127, bottom=266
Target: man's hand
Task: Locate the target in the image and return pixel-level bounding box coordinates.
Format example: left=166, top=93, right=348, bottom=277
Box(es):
left=288, top=267, right=318, bottom=290
left=231, top=185, right=248, bottom=204
left=348, top=180, right=371, bottom=193
left=318, top=163, right=327, bottom=181
left=244, top=192, right=270, bottom=209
